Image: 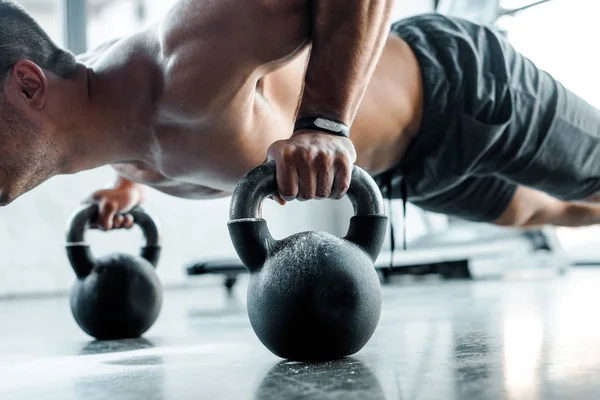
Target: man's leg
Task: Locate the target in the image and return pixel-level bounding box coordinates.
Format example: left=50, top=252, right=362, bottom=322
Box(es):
left=492, top=81, right=600, bottom=203
left=456, top=25, right=600, bottom=204
left=494, top=185, right=600, bottom=228
left=471, top=67, right=600, bottom=228
left=386, top=14, right=600, bottom=221
left=404, top=176, right=600, bottom=229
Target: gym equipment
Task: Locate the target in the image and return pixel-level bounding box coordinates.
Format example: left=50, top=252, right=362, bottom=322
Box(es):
left=228, top=161, right=388, bottom=361
left=377, top=221, right=569, bottom=282
left=66, top=205, right=163, bottom=340
left=187, top=222, right=569, bottom=286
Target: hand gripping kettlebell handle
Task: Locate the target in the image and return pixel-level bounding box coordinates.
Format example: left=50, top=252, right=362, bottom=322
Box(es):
left=228, top=161, right=388, bottom=269
left=228, top=161, right=385, bottom=219
left=65, top=204, right=162, bottom=278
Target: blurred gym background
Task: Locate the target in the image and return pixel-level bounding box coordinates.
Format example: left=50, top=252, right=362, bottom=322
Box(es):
left=0, top=0, right=597, bottom=297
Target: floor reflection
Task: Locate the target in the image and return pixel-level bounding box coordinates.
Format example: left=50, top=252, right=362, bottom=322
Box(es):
left=453, top=334, right=493, bottom=397
left=73, top=366, right=166, bottom=400
left=75, top=339, right=166, bottom=400
left=255, top=358, right=386, bottom=400
left=79, top=338, right=157, bottom=356
left=5, top=270, right=600, bottom=399
left=502, top=309, right=544, bottom=400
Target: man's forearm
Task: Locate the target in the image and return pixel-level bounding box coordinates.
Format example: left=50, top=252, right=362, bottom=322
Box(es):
left=115, top=176, right=140, bottom=189
left=298, top=0, right=393, bottom=125
left=529, top=202, right=600, bottom=228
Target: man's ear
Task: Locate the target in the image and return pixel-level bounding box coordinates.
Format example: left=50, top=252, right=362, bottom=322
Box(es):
left=4, top=60, right=47, bottom=110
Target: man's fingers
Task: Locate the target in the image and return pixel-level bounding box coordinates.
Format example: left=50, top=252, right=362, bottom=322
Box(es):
left=331, top=159, right=352, bottom=199
left=97, top=202, right=117, bottom=231
left=268, top=134, right=356, bottom=202
left=113, top=214, right=125, bottom=229
left=93, top=212, right=134, bottom=231
left=316, top=153, right=334, bottom=199
left=297, top=154, right=317, bottom=201
left=276, top=156, right=299, bottom=201
left=114, top=214, right=135, bottom=230
left=123, top=214, right=135, bottom=229
left=268, top=194, right=287, bottom=206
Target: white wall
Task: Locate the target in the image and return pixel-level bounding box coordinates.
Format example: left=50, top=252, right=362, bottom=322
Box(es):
left=392, top=0, right=434, bottom=19
left=0, top=0, right=434, bottom=298
left=0, top=167, right=353, bottom=297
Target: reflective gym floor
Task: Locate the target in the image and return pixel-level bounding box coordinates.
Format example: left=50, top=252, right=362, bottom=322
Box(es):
left=2, top=268, right=600, bottom=400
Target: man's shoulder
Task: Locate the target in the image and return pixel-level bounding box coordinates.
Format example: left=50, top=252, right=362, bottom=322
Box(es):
left=78, top=29, right=163, bottom=73
left=79, top=30, right=167, bottom=121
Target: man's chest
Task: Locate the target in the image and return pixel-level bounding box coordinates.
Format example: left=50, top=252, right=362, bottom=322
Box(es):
left=112, top=109, right=286, bottom=192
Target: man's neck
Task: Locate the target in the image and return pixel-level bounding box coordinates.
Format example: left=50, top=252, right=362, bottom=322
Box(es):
left=55, top=65, right=156, bottom=175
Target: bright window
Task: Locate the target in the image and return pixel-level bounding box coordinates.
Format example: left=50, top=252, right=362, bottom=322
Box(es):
left=88, top=0, right=178, bottom=49
left=16, top=0, right=63, bottom=46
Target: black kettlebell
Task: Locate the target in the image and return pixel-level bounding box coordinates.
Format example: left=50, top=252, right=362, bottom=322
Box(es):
left=66, top=205, right=163, bottom=340
left=228, top=161, right=388, bottom=361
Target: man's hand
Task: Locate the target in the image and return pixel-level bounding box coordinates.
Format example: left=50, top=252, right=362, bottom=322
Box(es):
left=267, top=131, right=356, bottom=204
left=85, top=178, right=146, bottom=231
left=271, top=0, right=391, bottom=205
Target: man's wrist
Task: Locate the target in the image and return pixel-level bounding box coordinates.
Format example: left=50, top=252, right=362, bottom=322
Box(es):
left=294, top=117, right=350, bottom=138
left=116, top=177, right=137, bottom=189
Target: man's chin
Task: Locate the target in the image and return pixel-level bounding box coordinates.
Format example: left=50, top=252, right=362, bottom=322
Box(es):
left=0, top=196, right=13, bottom=207
left=0, top=190, right=19, bottom=207
left=0, top=173, right=57, bottom=207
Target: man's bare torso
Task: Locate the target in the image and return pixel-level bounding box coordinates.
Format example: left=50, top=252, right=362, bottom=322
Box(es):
left=81, top=0, right=423, bottom=197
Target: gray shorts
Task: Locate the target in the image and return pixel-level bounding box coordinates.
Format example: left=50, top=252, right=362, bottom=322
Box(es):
left=374, top=13, right=600, bottom=222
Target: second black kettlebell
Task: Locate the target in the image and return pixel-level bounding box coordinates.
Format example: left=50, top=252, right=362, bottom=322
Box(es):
left=66, top=205, right=163, bottom=340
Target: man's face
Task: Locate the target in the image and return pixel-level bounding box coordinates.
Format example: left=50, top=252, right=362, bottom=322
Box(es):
left=0, top=98, right=55, bottom=206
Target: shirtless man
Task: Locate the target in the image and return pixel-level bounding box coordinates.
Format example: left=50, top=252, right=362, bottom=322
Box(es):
left=2, top=0, right=600, bottom=234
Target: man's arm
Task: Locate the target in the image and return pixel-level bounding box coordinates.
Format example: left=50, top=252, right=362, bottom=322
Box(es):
left=89, top=175, right=231, bottom=231
left=494, top=186, right=600, bottom=228
left=269, top=0, right=394, bottom=202
left=298, top=0, right=394, bottom=124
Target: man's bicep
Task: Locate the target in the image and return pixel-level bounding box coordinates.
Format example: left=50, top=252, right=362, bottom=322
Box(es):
left=411, top=176, right=518, bottom=223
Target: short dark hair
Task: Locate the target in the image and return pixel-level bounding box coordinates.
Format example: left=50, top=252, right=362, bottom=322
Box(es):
left=0, top=0, right=77, bottom=80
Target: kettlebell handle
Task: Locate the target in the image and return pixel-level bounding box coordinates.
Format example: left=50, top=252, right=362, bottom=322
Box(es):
left=65, top=204, right=162, bottom=278
left=228, top=161, right=388, bottom=269
left=229, top=161, right=385, bottom=220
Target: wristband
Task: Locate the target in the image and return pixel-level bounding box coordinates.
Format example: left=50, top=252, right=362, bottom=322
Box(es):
left=294, top=117, right=350, bottom=138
